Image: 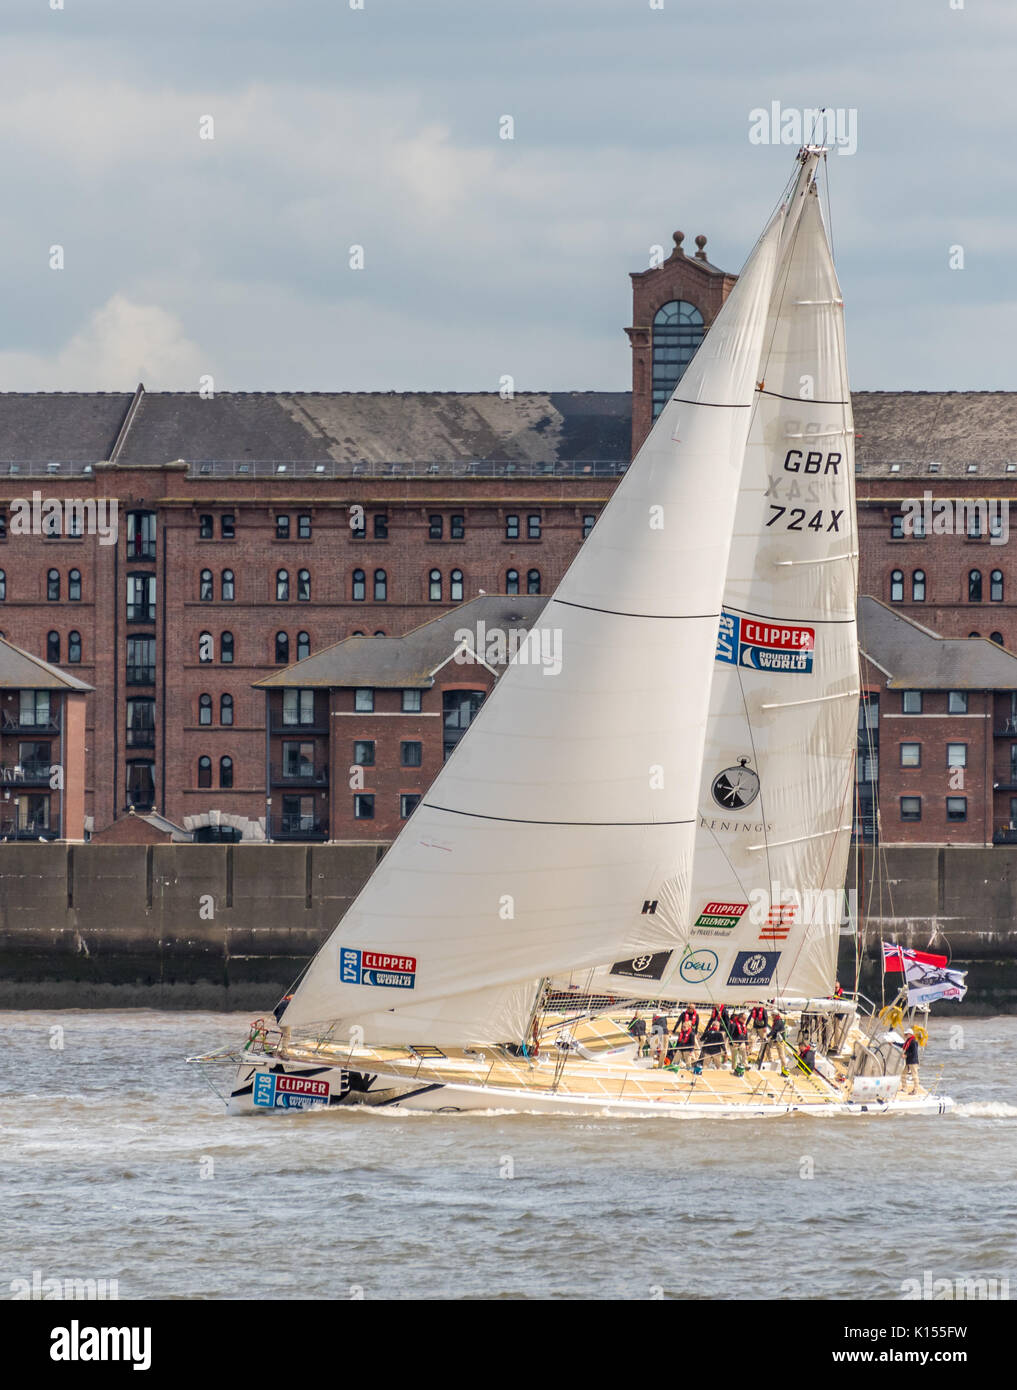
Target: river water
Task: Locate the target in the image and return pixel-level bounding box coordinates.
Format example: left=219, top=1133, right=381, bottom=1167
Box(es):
left=2, top=1010, right=1015, bottom=1301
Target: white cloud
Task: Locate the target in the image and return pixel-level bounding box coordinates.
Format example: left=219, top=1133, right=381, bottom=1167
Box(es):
left=0, top=294, right=206, bottom=391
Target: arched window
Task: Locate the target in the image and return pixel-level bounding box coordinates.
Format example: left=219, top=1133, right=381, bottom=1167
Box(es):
left=47, top=569, right=60, bottom=601
left=651, top=299, right=705, bottom=419
left=374, top=569, right=387, bottom=601
left=200, top=569, right=213, bottom=601
left=297, top=632, right=310, bottom=660
left=220, top=631, right=234, bottom=663
left=374, top=630, right=385, bottom=636
left=69, top=569, right=81, bottom=602
left=969, top=569, right=982, bottom=603
left=220, top=756, right=233, bottom=789
left=221, top=569, right=235, bottom=601
left=969, top=631, right=980, bottom=639
left=276, top=569, right=289, bottom=601
left=297, top=569, right=310, bottom=601
left=198, top=632, right=213, bottom=663
left=991, top=570, right=1004, bottom=602
left=506, top=569, right=519, bottom=595
left=527, top=568, right=541, bottom=595
left=450, top=569, right=464, bottom=602
left=275, top=631, right=289, bottom=664
left=890, top=570, right=903, bottom=602
left=199, top=694, right=212, bottom=725
left=47, top=631, right=60, bottom=663
left=429, top=569, right=442, bottom=601
left=0, top=570, right=5, bottom=601
left=352, top=569, right=366, bottom=601
left=912, top=570, right=926, bottom=602
left=68, top=631, right=81, bottom=663
left=198, top=756, right=212, bottom=789
left=991, top=632, right=1004, bottom=645
left=220, top=693, right=234, bottom=726
left=352, top=630, right=365, bottom=636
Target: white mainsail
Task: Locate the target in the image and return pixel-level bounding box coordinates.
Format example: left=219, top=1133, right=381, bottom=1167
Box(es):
left=570, top=150, right=858, bottom=1007
left=278, top=205, right=785, bottom=1044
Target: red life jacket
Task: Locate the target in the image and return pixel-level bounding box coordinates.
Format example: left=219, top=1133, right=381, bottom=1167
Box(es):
left=751, top=1006, right=767, bottom=1025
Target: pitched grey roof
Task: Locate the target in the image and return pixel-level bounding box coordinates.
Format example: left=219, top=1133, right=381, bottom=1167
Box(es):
left=853, top=393, right=1017, bottom=476
left=255, top=595, right=547, bottom=689
left=0, top=392, right=133, bottom=463
left=114, top=391, right=632, bottom=466
left=858, top=596, right=1017, bottom=690
left=0, top=636, right=94, bottom=691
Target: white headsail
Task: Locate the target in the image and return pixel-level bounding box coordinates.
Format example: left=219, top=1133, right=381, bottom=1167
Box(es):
left=278, top=205, right=785, bottom=1044
left=574, top=150, right=858, bottom=1006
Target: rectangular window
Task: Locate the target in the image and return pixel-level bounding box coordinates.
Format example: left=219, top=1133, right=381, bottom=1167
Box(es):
left=0, top=508, right=6, bottom=540
left=527, top=513, right=541, bottom=539
left=450, top=515, right=464, bottom=540
left=353, top=740, right=375, bottom=767
left=946, top=796, right=967, bottom=822
left=891, top=514, right=905, bottom=539
left=505, top=514, right=519, bottom=540
left=19, top=690, right=52, bottom=726
left=221, top=514, right=235, bottom=539
left=402, top=689, right=422, bottom=712
left=126, top=574, right=156, bottom=622
left=282, top=742, right=315, bottom=778
left=374, top=514, right=388, bottom=540
left=298, top=514, right=312, bottom=539
left=126, top=636, right=156, bottom=685
left=276, top=514, right=290, bottom=540
left=582, top=513, right=596, bottom=539
left=400, top=794, right=420, bottom=819
left=282, top=688, right=315, bottom=725
left=902, top=690, right=922, bottom=714
left=354, top=688, right=374, bottom=712
left=429, top=515, right=443, bottom=540
left=199, top=514, right=214, bottom=539
left=354, top=794, right=375, bottom=820
left=350, top=512, right=366, bottom=539
left=900, top=742, right=921, bottom=768
left=900, top=796, right=922, bottom=822
left=948, top=691, right=968, bottom=714
left=400, top=741, right=422, bottom=767
left=946, top=743, right=967, bottom=768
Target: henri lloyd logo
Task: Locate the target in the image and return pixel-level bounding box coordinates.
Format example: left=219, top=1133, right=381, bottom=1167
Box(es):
left=340, top=948, right=417, bottom=989
left=728, top=950, right=780, bottom=987
left=716, top=611, right=814, bottom=674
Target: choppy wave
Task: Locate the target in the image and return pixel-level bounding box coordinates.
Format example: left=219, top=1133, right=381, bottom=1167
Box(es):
left=954, top=1101, right=1017, bottom=1118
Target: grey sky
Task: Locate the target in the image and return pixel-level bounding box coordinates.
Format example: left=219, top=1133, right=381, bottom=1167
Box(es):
left=0, top=0, right=1013, bottom=392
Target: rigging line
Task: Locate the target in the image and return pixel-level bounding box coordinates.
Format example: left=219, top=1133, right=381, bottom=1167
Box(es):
left=421, top=803, right=695, bottom=828
left=723, top=603, right=856, bottom=625
left=748, top=825, right=852, bottom=852
left=551, top=598, right=718, bottom=620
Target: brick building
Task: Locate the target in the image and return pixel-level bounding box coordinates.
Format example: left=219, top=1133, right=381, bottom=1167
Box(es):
left=0, top=636, right=90, bottom=840
left=1, top=236, right=1017, bottom=846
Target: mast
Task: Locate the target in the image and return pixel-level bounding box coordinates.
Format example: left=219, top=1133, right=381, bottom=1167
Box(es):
left=276, top=199, right=786, bottom=1045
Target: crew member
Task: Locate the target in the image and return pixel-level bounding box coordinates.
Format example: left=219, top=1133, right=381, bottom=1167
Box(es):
left=628, top=1014, right=647, bottom=1056
left=728, top=1011, right=749, bottom=1073
left=902, top=1029, right=921, bottom=1095
left=671, top=1020, right=698, bottom=1069
left=699, top=1017, right=726, bottom=1069
left=677, top=1005, right=699, bottom=1034
left=757, top=1010, right=790, bottom=1076
left=749, top=1004, right=768, bottom=1058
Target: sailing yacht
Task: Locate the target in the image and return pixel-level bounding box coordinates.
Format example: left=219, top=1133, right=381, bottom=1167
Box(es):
left=192, top=148, right=954, bottom=1118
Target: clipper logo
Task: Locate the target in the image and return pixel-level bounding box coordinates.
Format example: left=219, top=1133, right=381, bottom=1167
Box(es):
left=340, top=948, right=417, bottom=989
left=253, top=1072, right=331, bottom=1109
left=678, top=947, right=719, bottom=984
left=694, top=901, right=749, bottom=934
left=727, top=950, right=781, bottom=987
left=716, top=611, right=814, bottom=674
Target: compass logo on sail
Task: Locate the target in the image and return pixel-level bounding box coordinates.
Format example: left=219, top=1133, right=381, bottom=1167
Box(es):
left=711, top=757, right=760, bottom=810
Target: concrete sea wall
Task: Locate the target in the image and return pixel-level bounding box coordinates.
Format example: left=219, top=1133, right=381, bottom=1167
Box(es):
left=0, top=842, right=1015, bottom=1011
